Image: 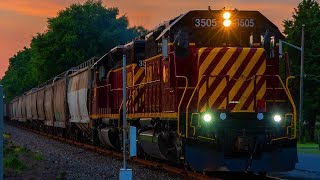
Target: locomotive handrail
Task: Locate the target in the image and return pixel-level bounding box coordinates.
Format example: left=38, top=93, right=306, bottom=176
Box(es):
left=176, top=76, right=188, bottom=136
left=274, top=75, right=296, bottom=139
left=285, top=76, right=295, bottom=138
left=130, top=79, right=161, bottom=88
left=261, top=75, right=297, bottom=139
left=95, top=79, right=162, bottom=123
left=118, top=87, right=135, bottom=128
left=189, top=113, right=199, bottom=136
left=186, top=75, right=205, bottom=137
left=286, top=76, right=295, bottom=91
left=285, top=113, right=294, bottom=138
left=95, top=84, right=111, bottom=89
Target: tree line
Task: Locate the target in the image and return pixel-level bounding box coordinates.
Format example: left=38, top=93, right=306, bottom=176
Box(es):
left=1, top=0, right=147, bottom=101
left=283, top=0, right=320, bottom=142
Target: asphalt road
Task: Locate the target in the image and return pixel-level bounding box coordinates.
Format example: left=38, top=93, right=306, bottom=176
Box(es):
left=270, top=151, right=320, bottom=179
left=296, top=152, right=320, bottom=172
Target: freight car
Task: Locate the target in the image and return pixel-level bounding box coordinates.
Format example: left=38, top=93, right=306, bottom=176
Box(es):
left=8, top=9, right=297, bottom=173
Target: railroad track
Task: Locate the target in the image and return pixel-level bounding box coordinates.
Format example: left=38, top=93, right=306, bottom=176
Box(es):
left=9, top=123, right=210, bottom=179
left=9, top=122, right=282, bottom=180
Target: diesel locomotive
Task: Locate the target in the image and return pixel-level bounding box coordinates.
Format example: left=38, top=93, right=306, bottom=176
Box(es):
left=8, top=9, right=297, bottom=173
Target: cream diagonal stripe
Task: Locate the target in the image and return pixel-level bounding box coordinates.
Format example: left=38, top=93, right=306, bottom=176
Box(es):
left=218, top=48, right=251, bottom=109
left=239, top=76, right=266, bottom=111
left=197, top=47, right=207, bottom=65
left=207, top=48, right=236, bottom=87
left=255, top=77, right=266, bottom=102
left=200, top=48, right=249, bottom=112
left=228, top=48, right=263, bottom=108
left=198, top=48, right=223, bottom=77
left=234, top=59, right=266, bottom=111
left=198, top=48, right=222, bottom=101
left=242, top=79, right=266, bottom=112
left=199, top=48, right=237, bottom=112
left=134, top=68, right=144, bottom=84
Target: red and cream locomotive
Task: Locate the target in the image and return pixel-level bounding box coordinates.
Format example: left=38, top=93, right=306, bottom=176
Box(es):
left=8, top=9, right=297, bottom=173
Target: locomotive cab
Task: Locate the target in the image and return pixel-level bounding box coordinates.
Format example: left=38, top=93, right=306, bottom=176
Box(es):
left=92, top=40, right=146, bottom=150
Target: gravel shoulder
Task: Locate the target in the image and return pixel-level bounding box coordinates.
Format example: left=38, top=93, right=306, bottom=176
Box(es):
left=4, top=123, right=180, bottom=180
left=7, top=123, right=319, bottom=180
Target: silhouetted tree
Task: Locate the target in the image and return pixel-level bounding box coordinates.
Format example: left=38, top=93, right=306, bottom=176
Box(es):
left=283, top=0, right=320, bottom=142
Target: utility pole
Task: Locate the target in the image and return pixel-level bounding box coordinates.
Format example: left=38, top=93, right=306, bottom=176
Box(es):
left=299, top=24, right=305, bottom=140
left=123, top=54, right=127, bottom=170
left=119, top=54, right=132, bottom=180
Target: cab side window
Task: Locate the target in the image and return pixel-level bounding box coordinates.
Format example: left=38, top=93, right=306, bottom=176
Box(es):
left=99, top=65, right=106, bottom=82
left=269, top=36, right=275, bottom=58
left=174, top=32, right=189, bottom=57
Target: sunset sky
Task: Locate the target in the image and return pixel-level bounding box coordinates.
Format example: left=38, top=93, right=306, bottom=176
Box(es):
left=0, top=0, right=301, bottom=78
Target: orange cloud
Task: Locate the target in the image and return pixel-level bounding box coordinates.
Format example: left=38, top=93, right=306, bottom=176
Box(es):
left=105, top=0, right=299, bottom=29
left=0, top=0, right=64, bottom=17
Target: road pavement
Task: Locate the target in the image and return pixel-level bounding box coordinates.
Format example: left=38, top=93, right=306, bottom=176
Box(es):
left=270, top=150, right=320, bottom=179
left=296, top=153, right=320, bottom=172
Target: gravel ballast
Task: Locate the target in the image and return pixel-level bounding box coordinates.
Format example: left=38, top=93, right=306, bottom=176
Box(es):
left=4, top=123, right=181, bottom=180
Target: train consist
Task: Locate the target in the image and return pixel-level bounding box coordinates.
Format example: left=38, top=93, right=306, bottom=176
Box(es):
left=7, top=9, right=297, bottom=173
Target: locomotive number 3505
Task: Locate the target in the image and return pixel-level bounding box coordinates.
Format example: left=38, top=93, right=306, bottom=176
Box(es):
left=194, top=18, right=255, bottom=27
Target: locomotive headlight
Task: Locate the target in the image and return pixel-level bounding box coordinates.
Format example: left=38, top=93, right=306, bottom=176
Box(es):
left=223, top=20, right=231, bottom=27
left=273, top=114, right=282, bottom=122
left=203, top=113, right=212, bottom=122
left=223, top=12, right=231, bottom=19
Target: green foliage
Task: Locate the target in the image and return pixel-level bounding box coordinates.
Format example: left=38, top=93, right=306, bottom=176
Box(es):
left=283, top=0, right=320, bottom=141
left=1, top=48, right=37, bottom=102
left=1, top=0, right=147, bottom=100
left=3, top=132, right=11, bottom=139
left=4, top=143, right=46, bottom=177
left=4, top=145, right=27, bottom=173
left=4, top=155, right=27, bottom=173
left=31, top=151, right=44, bottom=161
left=30, top=0, right=146, bottom=83
left=297, top=142, right=319, bottom=148
left=297, top=142, right=320, bottom=154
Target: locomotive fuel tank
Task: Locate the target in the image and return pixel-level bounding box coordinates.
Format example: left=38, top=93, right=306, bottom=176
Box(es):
left=98, top=118, right=120, bottom=150
left=138, top=129, right=180, bottom=161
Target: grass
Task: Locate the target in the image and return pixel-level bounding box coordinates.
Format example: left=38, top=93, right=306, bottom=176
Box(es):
left=297, top=143, right=319, bottom=149
left=31, top=151, right=44, bottom=161
left=3, top=132, right=10, bottom=139
left=4, top=133, right=45, bottom=176
left=297, top=142, right=320, bottom=154
left=4, top=155, right=27, bottom=172
left=4, top=145, right=27, bottom=173
left=298, top=148, right=320, bottom=154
